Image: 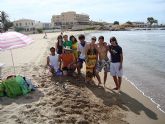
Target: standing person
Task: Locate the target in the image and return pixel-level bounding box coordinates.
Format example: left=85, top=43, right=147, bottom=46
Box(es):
left=70, top=35, right=78, bottom=60
left=47, top=47, right=59, bottom=74
left=59, top=47, right=76, bottom=76
left=109, top=37, right=123, bottom=90
left=77, top=34, right=87, bottom=75
left=63, top=35, right=72, bottom=49
left=56, top=35, right=63, bottom=54
left=95, top=36, right=110, bottom=87
left=43, top=32, right=47, bottom=39
left=86, top=36, right=98, bottom=83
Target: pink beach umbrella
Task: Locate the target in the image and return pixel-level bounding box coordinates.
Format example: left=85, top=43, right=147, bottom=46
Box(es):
left=0, top=31, right=33, bottom=74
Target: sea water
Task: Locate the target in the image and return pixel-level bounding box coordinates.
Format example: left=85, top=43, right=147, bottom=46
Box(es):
left=86, top=30, right=165, bottom=113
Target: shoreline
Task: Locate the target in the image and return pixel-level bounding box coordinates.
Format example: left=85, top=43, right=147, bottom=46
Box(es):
left=0, top=31, right=165, bottom=123
left=123, top=76, right=165, bottom=114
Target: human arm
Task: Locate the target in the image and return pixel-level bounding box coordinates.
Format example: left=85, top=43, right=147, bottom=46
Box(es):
left=85, top=44, right=89, bottom=61
left=47, top=56, right=50, bottom=67
left=119, top=47, right=123, bottom=70
left=77, top=43, right=81, bottom=58
left=59, top=55, right=62, bottom=69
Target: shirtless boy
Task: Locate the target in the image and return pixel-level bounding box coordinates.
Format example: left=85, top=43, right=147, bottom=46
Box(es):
left=95, top=36, right=110, bottom=86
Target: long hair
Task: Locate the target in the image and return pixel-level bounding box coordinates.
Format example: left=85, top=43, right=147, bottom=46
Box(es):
left=70, top=35, right=77, bottom=43
left=57, top=35, right=63, bottom=48
left=110, top=36, right=118, bottom=45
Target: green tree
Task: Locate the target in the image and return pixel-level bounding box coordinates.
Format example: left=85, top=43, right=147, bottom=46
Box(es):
left=154, top=20, right=158, bottom=24
left=147, top=17, right=158, bottom=27
left=0, top=11, right=13, bottom=32
left=113, top=21, right=119, bottom=25
left=15, top=27, right=24, bottom=32
left=37, top=28, right=43, bottom=33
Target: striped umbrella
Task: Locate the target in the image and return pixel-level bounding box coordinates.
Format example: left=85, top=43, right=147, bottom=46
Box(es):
left=0, top=31, right=33, bottom=74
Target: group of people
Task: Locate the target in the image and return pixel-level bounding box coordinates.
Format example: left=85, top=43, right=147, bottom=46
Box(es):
left=47, top=33, right=123, bottom=91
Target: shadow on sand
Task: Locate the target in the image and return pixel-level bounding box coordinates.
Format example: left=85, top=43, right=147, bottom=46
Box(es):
left=0, top=89, right=44, bottom=105
left=28, top=72, right=158, bottom=121
left=86, top=83, right=158, bottom=120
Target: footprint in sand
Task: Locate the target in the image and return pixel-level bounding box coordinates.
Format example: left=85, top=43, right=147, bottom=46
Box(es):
left=25, top=104, right=32, bottom=109
left=76, top=119, right=89, bottom=124
left=10, top=115, right=18, bottom=119
left=52, top=101, right=62, bottom=107
left=35, top=101, right=47, bottom=107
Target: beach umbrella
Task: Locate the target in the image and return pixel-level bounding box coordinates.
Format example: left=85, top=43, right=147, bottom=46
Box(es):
left=0, top=31, right=33, bottom=74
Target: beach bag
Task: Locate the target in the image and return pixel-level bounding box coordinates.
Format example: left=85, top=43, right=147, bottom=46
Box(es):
left=56, top=69, right=63, bottom=76
left=2, top=77, right=22, bottom=98
left=0, top=83, right=5, bottom=97
left=2, top=75, right=31, bottom=98
left=16, top=76, right=30, bottom=95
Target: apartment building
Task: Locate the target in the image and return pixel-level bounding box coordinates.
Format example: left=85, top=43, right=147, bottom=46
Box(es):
left=51, top=11, right=90, bottom=29
left=13, top=19, right=35, bottom=32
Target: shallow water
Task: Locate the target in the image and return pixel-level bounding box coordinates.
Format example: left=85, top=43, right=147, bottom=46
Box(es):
left=86, top=30, right=165, bottom=112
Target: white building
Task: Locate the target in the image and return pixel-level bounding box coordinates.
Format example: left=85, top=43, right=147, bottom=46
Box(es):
left=13, top=19, right=35, bottom=32
left=35, top=22, right=51, bottom=29
left=51, top=11, right=90, bottom=29
left=132, top=22, right=148, bottom=28
left=13, top=19, right=51, bottom=33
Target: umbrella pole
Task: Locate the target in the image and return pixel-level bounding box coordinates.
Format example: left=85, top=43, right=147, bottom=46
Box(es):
left=10, top=50, right=16, bottom=75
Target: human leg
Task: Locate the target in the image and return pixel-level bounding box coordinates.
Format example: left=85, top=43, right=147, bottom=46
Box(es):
left=104, top=71, right=107, bottom=87
left=118, top=76, right=122, bottom=90
left=112, top=76, right=119, bottom=90
left=95, top=72, right=102, bottom=85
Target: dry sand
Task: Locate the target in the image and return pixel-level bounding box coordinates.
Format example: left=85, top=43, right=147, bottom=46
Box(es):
left=0, top=31, right=165, bottom=124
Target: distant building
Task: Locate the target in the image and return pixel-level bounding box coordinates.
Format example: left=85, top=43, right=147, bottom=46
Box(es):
left=13, top=19, right=35, bottom=32
left=35, top=21, right=51, bottom=30
left=51, top=11, right=90, bottom=29
left=132, top=22, right=148, bottom=28
left=13, top=19, right=51, bottom=34
left=42, top=23, right=51, bottom=29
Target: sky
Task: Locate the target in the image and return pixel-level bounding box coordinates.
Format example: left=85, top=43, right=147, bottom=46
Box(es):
left=1, top=0, right=165, bottom=24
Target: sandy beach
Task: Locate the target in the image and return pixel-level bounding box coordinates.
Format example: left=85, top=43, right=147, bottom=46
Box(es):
left=0, top=31, right=165, bottom=124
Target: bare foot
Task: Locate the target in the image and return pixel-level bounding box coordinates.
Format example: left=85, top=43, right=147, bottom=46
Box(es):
left=98, top=83, right=102, bottom=87
left=113, top=87, right=118, bottom=90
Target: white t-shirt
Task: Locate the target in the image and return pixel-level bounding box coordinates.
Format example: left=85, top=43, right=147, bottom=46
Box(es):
left=78, top=42, right=86, bottom=59
left=49, top=54, right=59, bottom=71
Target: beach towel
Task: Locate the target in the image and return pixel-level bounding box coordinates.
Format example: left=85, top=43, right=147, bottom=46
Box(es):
left=2, top=76, right=31, bottom=98
left=0, top=83, right=5, bottom=97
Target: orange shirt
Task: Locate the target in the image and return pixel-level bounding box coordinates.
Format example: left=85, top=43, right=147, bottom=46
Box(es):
left=60, top=53, right=75, bottom=68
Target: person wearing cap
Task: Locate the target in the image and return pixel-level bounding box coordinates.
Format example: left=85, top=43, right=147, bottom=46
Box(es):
left=77, top=34, right=87, bottom=75
left=59, top=46, right=76, bottom=76
left=95, top=36, right=110, bottom=87
left=85, top=36, right=98, bottom=83
left=109, top=36, right=123, bottom=91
